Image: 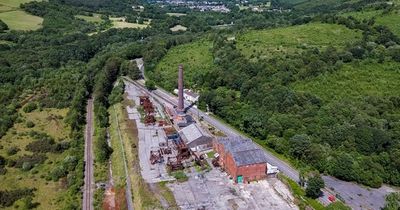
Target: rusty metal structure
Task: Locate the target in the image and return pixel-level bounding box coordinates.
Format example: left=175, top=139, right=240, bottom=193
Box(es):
left=150, top=150, right=163, bottom=165
left=165, top=137, right=193, bottom=171
left=144, top=115, right=156, bottom=125
left=167, top=157, right=184, bottom=171
left=140, top=95, right=156, bottom=125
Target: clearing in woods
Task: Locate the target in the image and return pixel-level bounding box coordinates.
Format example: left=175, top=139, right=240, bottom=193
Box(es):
left=75, top=15, right=150, bottom=29
left=236, top=22, right=362, bottom=58
left=153, top=40, right=214, bottom=91
left=0, top=0, right=43, bottom=30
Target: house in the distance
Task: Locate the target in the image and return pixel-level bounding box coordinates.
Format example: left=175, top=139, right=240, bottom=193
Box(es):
left=214, top=137, right=269, bottom=183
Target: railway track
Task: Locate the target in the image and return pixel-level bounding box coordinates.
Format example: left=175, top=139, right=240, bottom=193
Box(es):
left=83, top=99, right=94, bottom=210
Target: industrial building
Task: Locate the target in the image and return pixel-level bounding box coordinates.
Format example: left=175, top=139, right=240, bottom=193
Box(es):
left=178, top=123, right=213, bottom=152
left=214, top=137, right=269, bottom=183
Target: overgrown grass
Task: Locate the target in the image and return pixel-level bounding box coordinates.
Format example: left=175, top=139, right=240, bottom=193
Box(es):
left=75, top=14, right=102, bottom=23
left=153, top=40, right=214, bottom=91
left=341, top=9, right=400, bottom=37
left=375, top=12, right=400, bottom=37
left=293, top=61, right=400, bottom=102
left=236, top=22, right=361, bottom=59
left=109, top=106, right=127, bottom=187
left=0, top=108, right=71, bottom=210
left=170, top=170, right=188, bottom=182
left=341, top=9, right=382, bottom=20
left=278, top=174, right=326, bottom=210
left=118, top=99, right=162, bottom=209
left=157, top=181, right=178, bottom=208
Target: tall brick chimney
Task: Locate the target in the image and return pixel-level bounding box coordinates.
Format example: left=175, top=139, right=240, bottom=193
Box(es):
left=177, top=64, right=184, bottom=112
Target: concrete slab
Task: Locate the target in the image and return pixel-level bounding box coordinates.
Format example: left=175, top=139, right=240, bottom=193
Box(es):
left=168, top=168, right=298, bottom=210
left=125, top=82, right=175, bottom=183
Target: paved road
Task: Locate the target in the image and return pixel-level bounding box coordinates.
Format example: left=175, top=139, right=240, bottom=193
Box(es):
left=125, top=78, right=397, bottom=209
left=83, top=99, right=94, bottom=210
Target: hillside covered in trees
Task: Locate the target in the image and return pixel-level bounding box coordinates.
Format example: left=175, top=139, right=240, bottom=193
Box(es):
left=148, top=0, right=400, bottom=189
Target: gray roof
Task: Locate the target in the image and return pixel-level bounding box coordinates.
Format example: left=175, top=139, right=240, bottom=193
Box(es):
left=184, top=90, right=199, bottom=98
left=179, top=123, right=211, bottom=144
left=216, top=137, right=268, bottom=166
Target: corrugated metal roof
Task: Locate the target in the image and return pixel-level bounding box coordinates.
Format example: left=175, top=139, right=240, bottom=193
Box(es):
left=216, top=137, right=268, bottom=166
left=179, top=123, right=211, bottom=144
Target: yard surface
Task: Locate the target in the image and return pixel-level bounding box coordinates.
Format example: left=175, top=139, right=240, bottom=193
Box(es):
left=0, top=108, right=71, bottom=209
left=0, top=0, right=43, bottom=30
left=236, top=22, right=361, bottom=59
left=167, top=167, right=298, bottom=210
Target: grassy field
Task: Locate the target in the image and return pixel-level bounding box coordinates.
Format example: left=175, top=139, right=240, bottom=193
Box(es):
left=0, top=0, right=43, bottom=30
left=112, top=21, right=148, bottom=29
left=0, top=0, right=41, bottom=8
left=0, top=108, right=70, bottom=210
left=170, top=24, right=187, bottom=32
left=154, top=40, right=214, bottom=90
left=75, top=14, right=102, bottom=23
left=293, top=61, right=400, bottom=102
left=341, top=9, right=400, bottom=36
left=109, top=106, right=127, bottom=187
left=76, top=15, right=149, bottom=31
left=236, top=22, right=361, bottom=59
left=166, top=12, right=186, bottom=17
left=341, top=9, right=382, bottom=20
left=375, top=12, right=400, bottom=37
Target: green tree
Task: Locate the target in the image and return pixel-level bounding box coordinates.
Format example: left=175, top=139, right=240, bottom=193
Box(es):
left=0, top=20, right=8, bottom=32
left=305, top=174, right=325, bottom=198
left=383, top=192, right=400, bottom=210
left=145, top=80, right=156, bottom=91
left=289, top=134, right=312, bottom=160
left=326, top=202, right=351, bottom=210
left=120, top=60, right=141, bottom=80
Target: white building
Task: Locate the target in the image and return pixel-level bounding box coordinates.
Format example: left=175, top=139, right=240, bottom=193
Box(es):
left=173, top=89, right=200, bottom=103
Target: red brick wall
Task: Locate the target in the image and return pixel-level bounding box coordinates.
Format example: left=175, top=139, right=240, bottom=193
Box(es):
left=213, top=141, right=226, bottom=167
left=213, top=140, right=267, bottom=183
left=236, top=163, right=267, bottom=183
